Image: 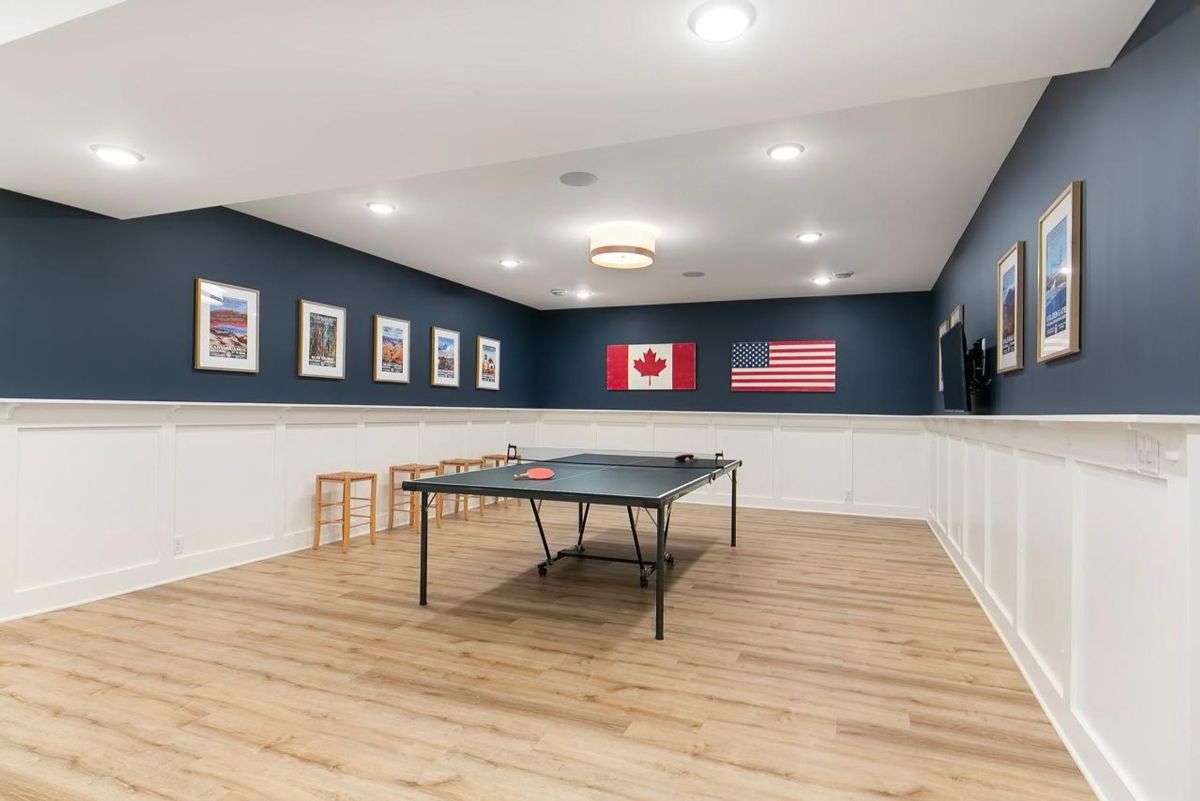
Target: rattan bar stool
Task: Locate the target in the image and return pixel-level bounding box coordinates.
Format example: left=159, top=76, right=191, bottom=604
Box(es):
left=438, top=457, right=485, bottom=520
left=313, top=472, right=377, bottom=552
left=389, top=463, right=442, bottom=530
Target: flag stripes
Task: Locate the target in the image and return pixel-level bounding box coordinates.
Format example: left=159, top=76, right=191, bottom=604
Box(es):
left=730, top=340, right=836, bottom=392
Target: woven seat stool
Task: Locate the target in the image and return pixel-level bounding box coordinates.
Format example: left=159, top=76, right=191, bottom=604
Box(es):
left=389, top=463, right=442, bottom=530
left=313, top=471, right=377, bottom=552
left=439, top=458, right=485, bottom=520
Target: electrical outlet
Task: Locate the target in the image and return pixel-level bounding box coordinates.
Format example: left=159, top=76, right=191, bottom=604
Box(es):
left=844, top=489, right=853, bottom=502
left=173, top=536, right=184, bottom=556
left=1134, top=431, right=1160, bottom=475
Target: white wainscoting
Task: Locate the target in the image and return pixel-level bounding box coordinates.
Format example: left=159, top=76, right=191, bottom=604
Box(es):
left=537, top=410, right=928, bottom=518
left=0, top=400, right=1193, bottom=801
left=0, top=401, right=539, bottom=622
left=926, top=417, right=1198, bottom=801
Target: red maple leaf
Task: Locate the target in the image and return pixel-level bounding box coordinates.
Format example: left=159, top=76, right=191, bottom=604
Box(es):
left=632, top=347, right=668, bottom=385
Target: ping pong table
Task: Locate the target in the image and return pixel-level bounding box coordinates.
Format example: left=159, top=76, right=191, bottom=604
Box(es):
left=402, top=445, right=741, bottom=639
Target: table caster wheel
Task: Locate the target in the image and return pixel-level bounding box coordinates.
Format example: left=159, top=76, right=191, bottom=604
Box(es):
left=666, top=554, right=675, bottom=566
left=537, top=565, right=548, bottom=577
left=639, top=572, right=649, bottom=588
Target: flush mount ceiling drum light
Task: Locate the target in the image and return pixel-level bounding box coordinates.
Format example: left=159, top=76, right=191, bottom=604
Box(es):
left=589, top=221, right=657, bottom=269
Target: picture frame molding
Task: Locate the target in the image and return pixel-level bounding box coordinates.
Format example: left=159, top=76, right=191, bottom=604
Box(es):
left=297, top=298, right=347, bottom=380
left=1036, top=180, right=1082, bottom=363
left=193, top=277, right=260, bottom=373
left=372, top=314, right=411, bottom=384
left=430, top=325, right=461, bottom=388
left=995, top=241, right=1025, bottom=375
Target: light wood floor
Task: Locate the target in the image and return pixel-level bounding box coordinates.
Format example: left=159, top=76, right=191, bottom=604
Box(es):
left=0, top=502, right=1094, bottom=801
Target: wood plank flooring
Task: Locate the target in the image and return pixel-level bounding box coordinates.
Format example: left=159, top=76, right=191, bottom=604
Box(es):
left=0, top=503, right=1094, bottom=800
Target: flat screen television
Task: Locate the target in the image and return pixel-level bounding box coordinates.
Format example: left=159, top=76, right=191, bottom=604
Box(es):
left=940, top=321, right=971, bottom=413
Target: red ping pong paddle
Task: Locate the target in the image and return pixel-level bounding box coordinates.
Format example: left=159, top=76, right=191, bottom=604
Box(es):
left=514, top=467, right=555, bottom=480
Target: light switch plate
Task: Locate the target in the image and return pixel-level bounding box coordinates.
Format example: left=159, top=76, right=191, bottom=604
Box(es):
left=1134, top=431, right=1160, bottom=475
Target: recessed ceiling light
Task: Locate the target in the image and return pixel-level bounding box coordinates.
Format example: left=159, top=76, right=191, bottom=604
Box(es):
left=575, top=289, right=593, bottom=300
left=89, top=144, right=143, bottom=166
left=796, top=232, right=823, bottom=244
left=366, top=201, right=396, bottom=215
left=682, top=271, right=705, bottom=278
left=688, top=1, right=756, bottom=43
left=499, top=258, right=521, bottom=269
left=560, top=171, right=599, bottom=187
left=550, top=288, right=569, bottom=297
left=767, top=144, right=804, bottom=161
left=812, top=275, right=832, bottom=286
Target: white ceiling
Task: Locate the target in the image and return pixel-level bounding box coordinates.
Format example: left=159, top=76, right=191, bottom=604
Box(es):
left=0, top=0, right=1150, bottom=307
left=0, top=0, right=124, bottom=46
left=237, top=80, right=1049, bottom=308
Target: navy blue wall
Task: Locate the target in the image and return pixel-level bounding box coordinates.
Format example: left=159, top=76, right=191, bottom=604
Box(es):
left=539, top=293, right=932, bottom=414
left=0, top=190, right=540, bottom=407
left=5, top=0, right=1192, bottom=417
left=931, top=0, right=1200, bottom=414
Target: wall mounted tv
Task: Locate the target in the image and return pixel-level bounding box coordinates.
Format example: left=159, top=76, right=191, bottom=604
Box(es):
left=940, top=321, right=971, bottom=413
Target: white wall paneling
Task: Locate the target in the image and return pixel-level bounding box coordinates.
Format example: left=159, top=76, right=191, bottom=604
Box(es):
left=175, top=424, right=277, bottom=556
left=983, top=444, right=1018, bottom=623
left=17, top=425, right=160, bottom=593
left=0, top=402, right=538, bottom=619
left=778, top=422, right=848, bottom=507
left=536, top=411, right=926, bottom=517
left=851, top=424, right=927, bottom=514
left=0, top=401, right=1193, bottom=801
left=926, top=417, right=1197, bottom=801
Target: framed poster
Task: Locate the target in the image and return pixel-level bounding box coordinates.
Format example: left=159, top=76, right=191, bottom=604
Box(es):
left=430, top=326, right=460, bottom=387
left=297, top=299, right=346, bottom=379
left=937, top=319, right=949, bottom=391
left=476, top=336, right=501, bottom=390
left=996, top=241, right=1024, bottom=374
left=194, top=278, right=259, bottom=373
left=1037, top=181, right=1082, bottom=362
left=373, top=315, right=410, bottom=383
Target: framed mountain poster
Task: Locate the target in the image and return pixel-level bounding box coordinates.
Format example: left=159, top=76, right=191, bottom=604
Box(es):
left=1037, top=181, right=1082, bottom=362
left=373, top=315, right=410, bottom=383
left=996, top=242, right=1024, bottom=374
left=431, top=326, right=460, bottom=387
left=194, top=278, right=259, bottom=373
left=298, top=299, right=346, bottom=379
left=476, top=335, right=500, bottom=390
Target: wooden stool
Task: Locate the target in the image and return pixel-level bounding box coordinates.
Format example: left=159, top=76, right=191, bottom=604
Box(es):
left=313, top=472, right=377, bottom=552
left=439, top=458, right=484, bottom=520
left=481, top=453, right=515, bottom=507
left=389, top=463, right=441, bottom=530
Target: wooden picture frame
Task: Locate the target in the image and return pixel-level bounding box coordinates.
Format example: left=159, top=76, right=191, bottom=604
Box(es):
left=430, top=326, right=460, bottom=387
left=194, top=278, right=259, bottom=373
left=297, top=299, right=346, bottom=379
left=1037, top=181, right=1082, bottom=362
left=475, top=335, right=501, bottom=391
left=996, top=242, right=1025, bottom=374
left=373, top=315, right=410, bottom=383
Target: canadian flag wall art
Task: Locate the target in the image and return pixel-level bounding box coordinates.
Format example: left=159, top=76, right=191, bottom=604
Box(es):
left=606, top=343, right=696, bottom=390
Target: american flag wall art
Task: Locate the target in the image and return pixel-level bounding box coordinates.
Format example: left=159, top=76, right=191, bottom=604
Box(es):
left=730, top=340, right=836, bottom=392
